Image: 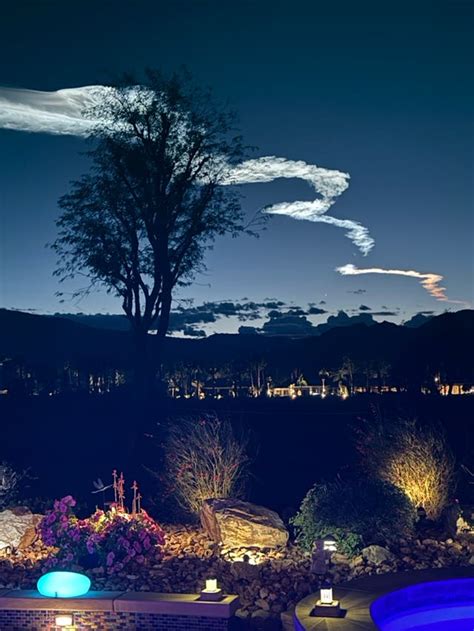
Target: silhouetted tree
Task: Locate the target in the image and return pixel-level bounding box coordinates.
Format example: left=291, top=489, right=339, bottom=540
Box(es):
left=53, top=69, right=255, bottom=391
left=331, top=356, right=356, bottom=394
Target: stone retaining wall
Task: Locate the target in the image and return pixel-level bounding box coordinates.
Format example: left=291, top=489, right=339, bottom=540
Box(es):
left=0, top=610, right=230, bottom=630
left=0, top=590, right=239, bottom=631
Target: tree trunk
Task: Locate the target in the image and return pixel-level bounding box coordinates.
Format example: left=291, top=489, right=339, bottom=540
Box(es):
left=132, top=327, right=155, bottom=399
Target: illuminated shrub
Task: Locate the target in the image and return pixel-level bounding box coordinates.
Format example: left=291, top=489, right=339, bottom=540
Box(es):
left=162, top=414, right=250, bottom=516
left=355, top=415, right=455, bottom=520
left=291, top=477, right=415, bottom=556
left=39, top=496, right=165, bottom=573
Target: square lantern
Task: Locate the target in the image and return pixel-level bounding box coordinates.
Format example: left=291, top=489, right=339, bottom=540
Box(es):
left=311, top=582, right=344, bottom=618
left=199, top=578, right=223, bottom=601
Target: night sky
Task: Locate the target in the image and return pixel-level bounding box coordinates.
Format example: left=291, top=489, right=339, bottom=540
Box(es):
left=1, top=0, right=472, bottom=335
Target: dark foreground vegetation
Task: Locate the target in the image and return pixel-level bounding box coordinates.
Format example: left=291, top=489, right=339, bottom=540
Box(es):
left=2, top=392, right=474, bottom=514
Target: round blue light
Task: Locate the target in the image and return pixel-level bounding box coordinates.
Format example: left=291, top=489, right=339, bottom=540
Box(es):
left=37, top=571, right=91, bottom=598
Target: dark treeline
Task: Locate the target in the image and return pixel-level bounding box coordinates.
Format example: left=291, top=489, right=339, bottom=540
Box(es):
left=1, top=309, right=473, bottom=397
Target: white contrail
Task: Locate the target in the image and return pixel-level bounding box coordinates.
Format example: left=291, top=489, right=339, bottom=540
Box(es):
left=223, top=156, right=373, bottom=255
left=336, top=263, right=452, bottom=301
left=0, top=86, right=112, bottom=136
left=0, top=85, right=374, bottom=255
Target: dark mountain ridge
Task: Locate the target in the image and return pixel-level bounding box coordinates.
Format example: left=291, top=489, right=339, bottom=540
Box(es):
left=0, top=308, right=473, bottom=384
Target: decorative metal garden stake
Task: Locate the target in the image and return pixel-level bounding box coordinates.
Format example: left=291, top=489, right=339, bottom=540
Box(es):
left=131, top=480, right=138, bottom=515
left=117, top=472, right=125, bottom=510
left=112, top=469, right=118, bottom=504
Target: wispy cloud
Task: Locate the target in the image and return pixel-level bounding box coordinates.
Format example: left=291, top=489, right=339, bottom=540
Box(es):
left=336, top=264, right=453, bottom=301
left=0, top=85, right=374, bottom=256
left=224, top=157, right=374, bottom=255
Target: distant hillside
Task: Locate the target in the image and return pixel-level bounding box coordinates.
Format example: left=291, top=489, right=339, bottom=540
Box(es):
left=41, top=308, right=433, bottom=337
left=0, top=308, right=473, bottom=383
left=0, top=309, right=131, bottom=365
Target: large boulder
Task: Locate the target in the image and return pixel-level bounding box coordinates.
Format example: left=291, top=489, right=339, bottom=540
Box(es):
left=0, top=507, right=43, bottom=551
left=361, top=544, right=395, bottom=566
left=201, top=498, right=288, bottom=549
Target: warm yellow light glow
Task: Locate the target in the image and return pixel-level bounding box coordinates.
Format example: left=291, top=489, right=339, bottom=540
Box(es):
left=320, top=587, right=333, bottom=605
left=204, top=579, right=218, bottom=592
left=228, top=550, right=264, bottom=565
left=55, top=615, right=73, bottom=627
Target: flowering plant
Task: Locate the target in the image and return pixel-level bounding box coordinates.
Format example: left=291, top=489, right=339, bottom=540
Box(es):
left=39, top=495, right=93, bottom=569
left=88, top=507, right=165, bottom=573
left=39, top=496, right=165, bottom=573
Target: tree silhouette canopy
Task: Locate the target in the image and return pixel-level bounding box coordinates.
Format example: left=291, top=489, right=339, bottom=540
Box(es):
left=53, top=69, right=254, bottom=379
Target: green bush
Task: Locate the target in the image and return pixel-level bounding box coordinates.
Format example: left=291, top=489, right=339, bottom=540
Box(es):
left=291, top=477, right=415, bottom=556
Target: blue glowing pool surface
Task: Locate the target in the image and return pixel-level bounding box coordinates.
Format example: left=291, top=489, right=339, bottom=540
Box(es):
left=371, top=579, right=474, bottom=631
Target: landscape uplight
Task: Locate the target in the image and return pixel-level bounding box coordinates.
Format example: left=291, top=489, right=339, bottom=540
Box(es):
left=54, top=615, right=74, bottom=628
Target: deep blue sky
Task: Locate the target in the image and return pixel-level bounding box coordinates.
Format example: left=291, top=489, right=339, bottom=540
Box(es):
left=0, top=0, right=472, bottom=334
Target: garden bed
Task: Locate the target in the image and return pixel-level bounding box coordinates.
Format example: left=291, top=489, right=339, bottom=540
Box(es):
left=0, top=524, right=473, bottom=629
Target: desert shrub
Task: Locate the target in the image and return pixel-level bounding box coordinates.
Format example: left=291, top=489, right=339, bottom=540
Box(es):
left=162, top=414, right=250, bottom=516
left=291, top=477, right=415, bottom=556
left=0, top=462, right=29, bottom=510
left=39, top=496, right=165, bottom=573
left=355, top=413, right=455, bottom=520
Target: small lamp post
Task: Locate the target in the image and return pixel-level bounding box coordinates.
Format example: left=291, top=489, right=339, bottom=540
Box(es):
left=312, top=580, right=344, bottom=618
left=199, top=578, right=223, bottom=602
left=323, top=533, right=338, bottom=553
left=310, top=533, right=337, bottom=575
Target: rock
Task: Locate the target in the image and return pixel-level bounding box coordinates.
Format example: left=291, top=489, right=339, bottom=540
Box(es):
left=201, top=499, right=288, bottom=549
left=231, top=560, right=261, bottom=581
left=332, top=552, right=350, bottom=565
left=350, top=555, right=364, bottom=567
left=236, top=608, right=250, bottom=619
left=251, top=609, right=271, bottom=620
left=361, top=545, right=395, bottom=566
left=0, top=509, right=43, bottom=551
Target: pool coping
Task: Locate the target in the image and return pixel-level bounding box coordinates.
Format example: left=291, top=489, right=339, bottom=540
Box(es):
left=0, top=590, right=240, bottom=617
left=294, top=566, right=474, bottom=630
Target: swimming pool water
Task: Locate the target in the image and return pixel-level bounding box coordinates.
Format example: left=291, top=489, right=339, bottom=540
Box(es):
left=379, top=605, right=474, bottom=630
left=371, top=578, right=474, bottom=631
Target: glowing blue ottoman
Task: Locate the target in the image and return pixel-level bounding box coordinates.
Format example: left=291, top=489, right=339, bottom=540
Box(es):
left=37, top=571, right=91, bottom=598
